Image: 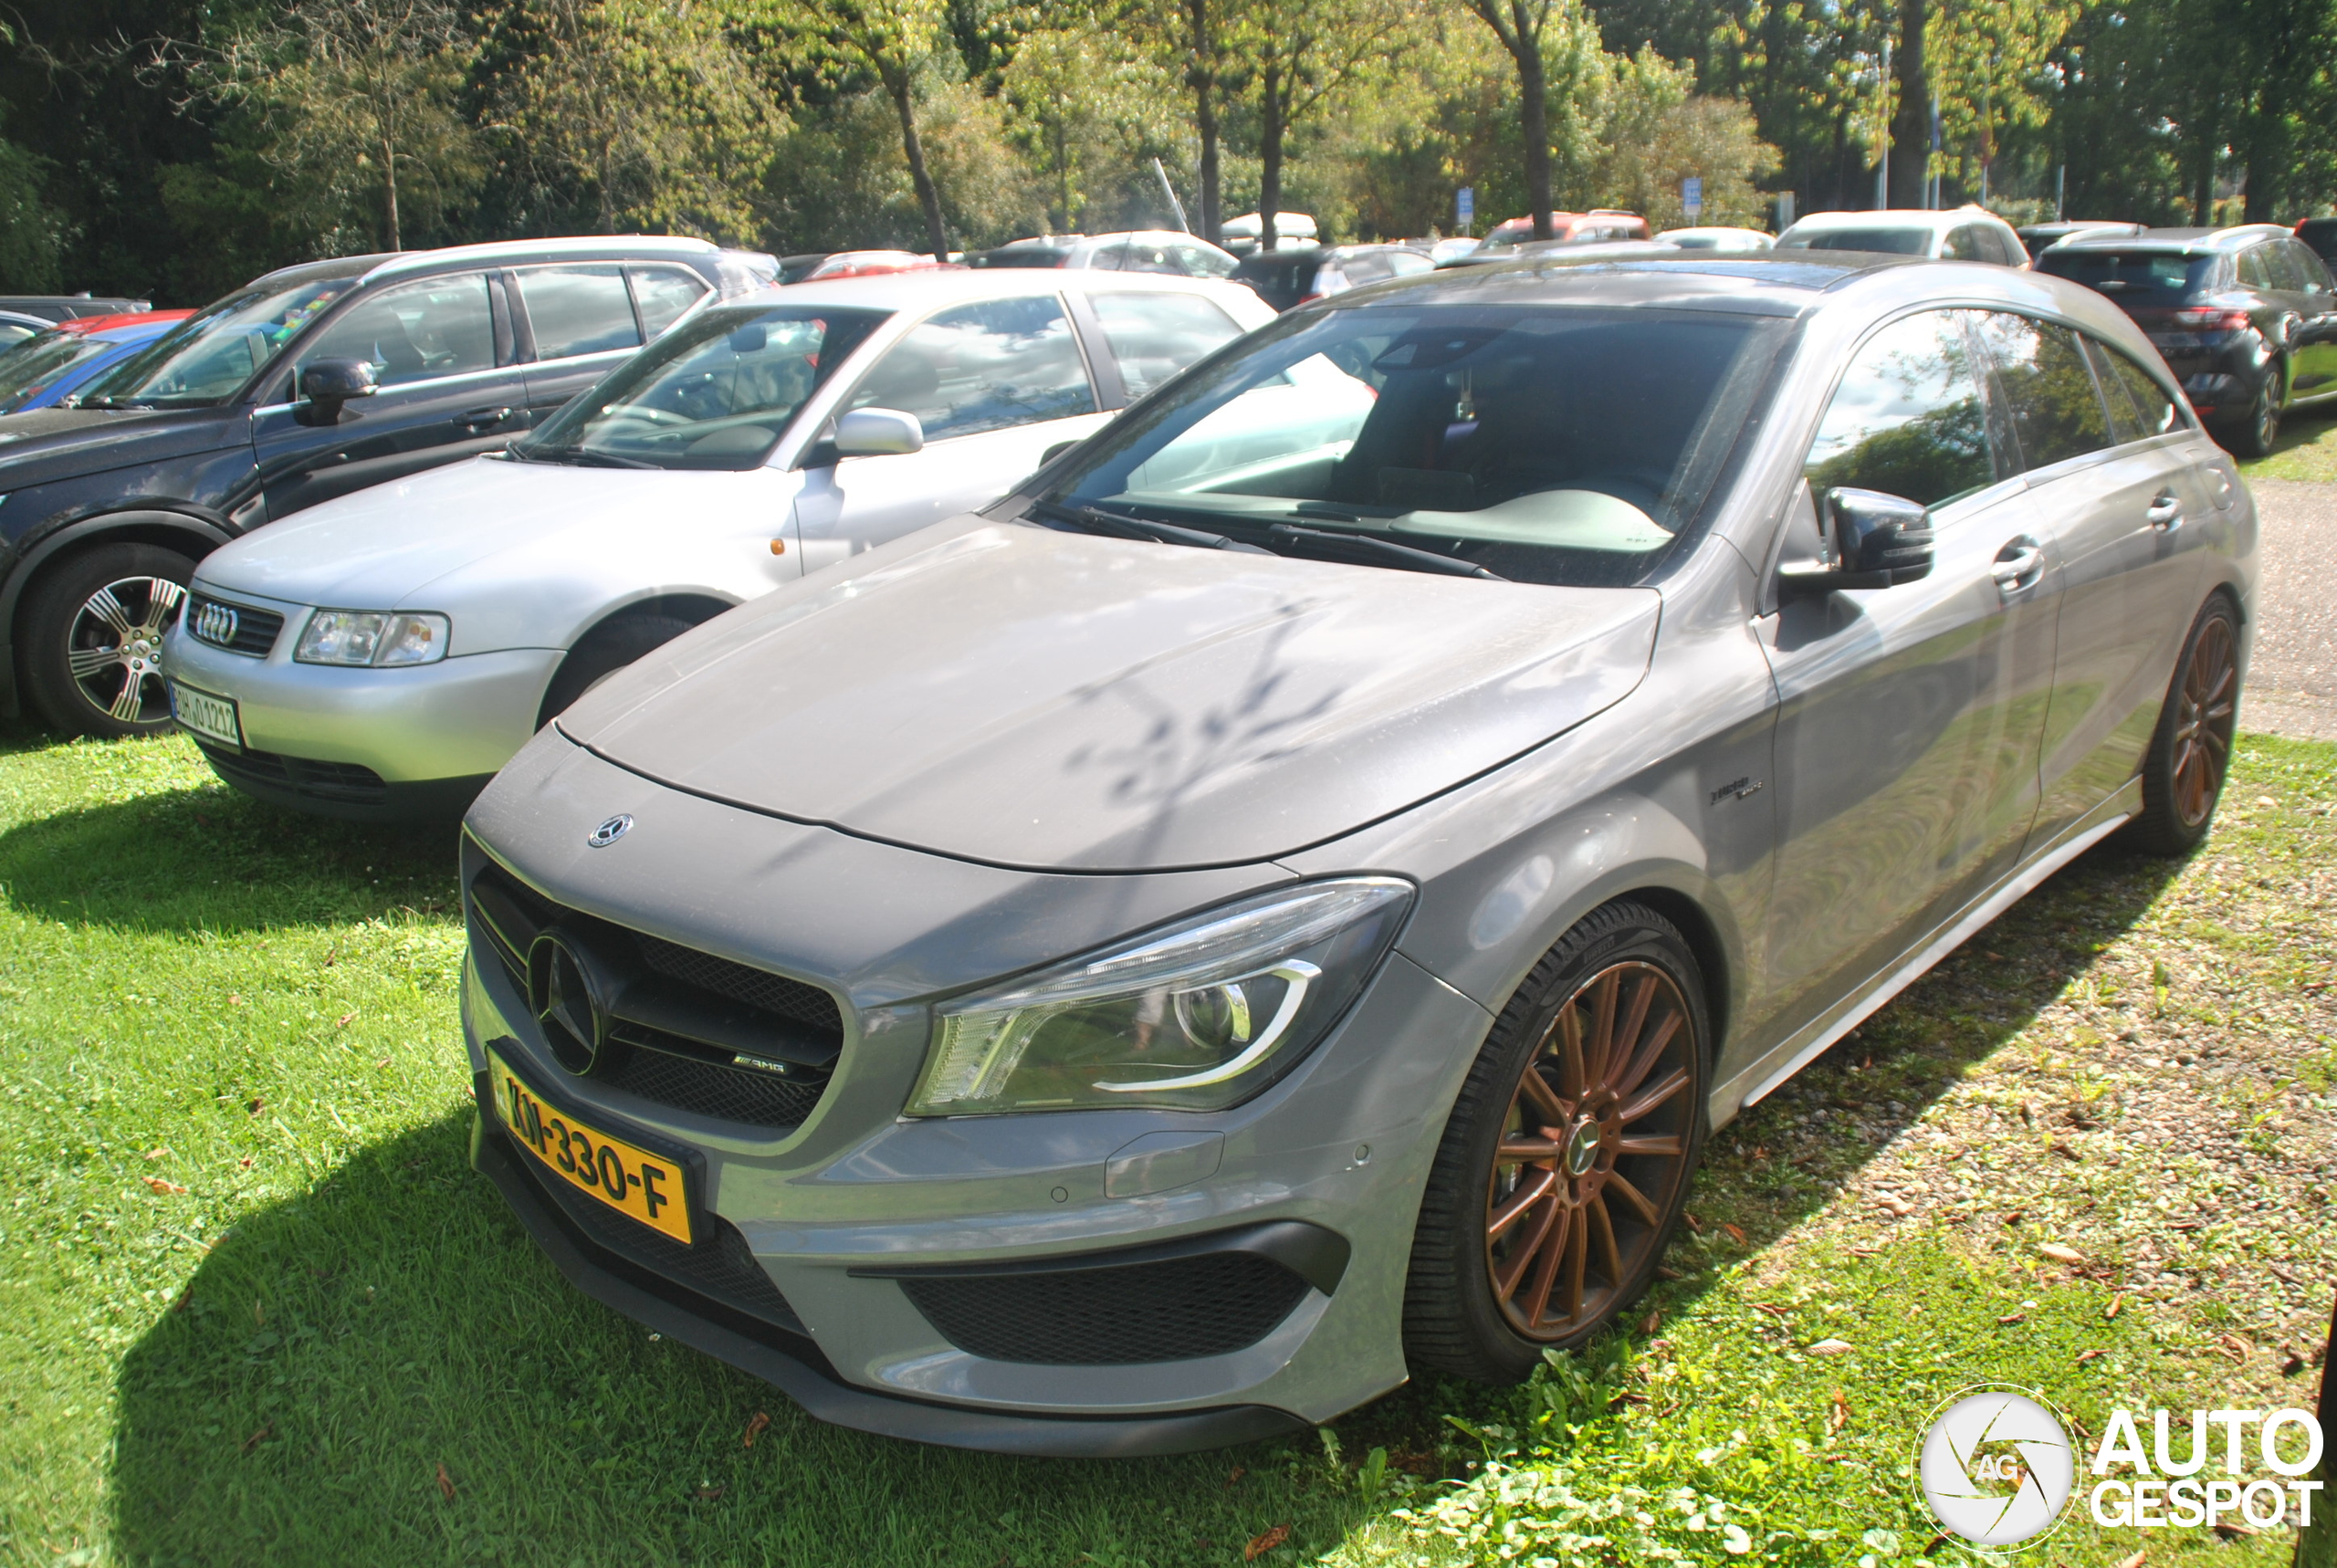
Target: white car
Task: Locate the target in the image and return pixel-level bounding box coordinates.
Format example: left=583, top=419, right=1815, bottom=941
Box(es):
left=1775, top=206, right=2028, bottom=267
left=162, top=269, right=1278, bottom=818
left=1655, top=226, right=1776, bottom=250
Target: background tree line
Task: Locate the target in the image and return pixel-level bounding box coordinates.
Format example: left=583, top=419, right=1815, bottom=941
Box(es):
left=0, top=0, right=2330, bottom=304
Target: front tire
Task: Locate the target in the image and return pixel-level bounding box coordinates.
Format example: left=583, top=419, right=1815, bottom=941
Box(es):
left=20, top=542, right=194, bottom=739
left=1403, top=900, right=1710, bottom=1383
left=2126, top=594, right=2240, bottom=856
left=2227, top=362, right=2283, bottom=458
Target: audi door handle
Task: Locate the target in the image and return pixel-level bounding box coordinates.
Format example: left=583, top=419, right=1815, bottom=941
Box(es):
left=2145, top=490, right=2184, bottom=530
left=1990, top=538, right=2045, bottom=592
left=458, top=405, right=515, bottom=430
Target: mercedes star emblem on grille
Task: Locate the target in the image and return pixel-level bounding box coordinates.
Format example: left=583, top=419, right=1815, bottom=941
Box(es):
left=528, top=930, right=612, bottom=1075
left=194, top=602, right=240, bottom=646
left=587, top=813, right=632, bottom=847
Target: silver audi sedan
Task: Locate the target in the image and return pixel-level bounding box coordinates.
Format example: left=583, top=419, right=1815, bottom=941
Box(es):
left=456, top=252, right=2253, bottom=1455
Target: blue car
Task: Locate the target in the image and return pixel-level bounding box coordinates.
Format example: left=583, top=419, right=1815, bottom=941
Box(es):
left=0, top=310, right=193, bottom=414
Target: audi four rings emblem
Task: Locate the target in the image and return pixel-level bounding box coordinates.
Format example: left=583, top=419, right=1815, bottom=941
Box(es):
left=194, top=602, right=240, bottom=646
left=587, top=813, right=632, bottom=847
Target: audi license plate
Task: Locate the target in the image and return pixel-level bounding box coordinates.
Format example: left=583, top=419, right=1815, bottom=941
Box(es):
left=168, top=682, right=241, bottom=748
left=487, top=1047, right=693, bottom=1244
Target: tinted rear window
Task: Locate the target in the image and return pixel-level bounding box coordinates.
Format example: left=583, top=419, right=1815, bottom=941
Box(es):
left=972, top=248, right=1074, bottom=268
left=2035, top=250, right=2220, bottom=304
left=1778, top=226, right=1932, bottom=256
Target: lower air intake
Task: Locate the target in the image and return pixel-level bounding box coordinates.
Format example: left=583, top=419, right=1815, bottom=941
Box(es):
left=896, top=1252, right=1311, bottom=1365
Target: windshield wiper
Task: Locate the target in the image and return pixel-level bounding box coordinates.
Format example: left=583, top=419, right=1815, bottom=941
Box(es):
left=520, top=444, right=659, bottom=470
left=1029, top=499, right=1272, bottom=554
left=1266, top=522, right=1506, bottom=580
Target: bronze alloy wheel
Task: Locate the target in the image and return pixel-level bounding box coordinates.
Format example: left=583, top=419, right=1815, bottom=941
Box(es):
left=1483, top=960, right=1697, bottom=1342
left=2170, top=612, right=2237, bottom=830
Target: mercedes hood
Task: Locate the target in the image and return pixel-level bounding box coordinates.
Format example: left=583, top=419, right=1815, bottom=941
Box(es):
left=559, top=518, right=1661, bottom=872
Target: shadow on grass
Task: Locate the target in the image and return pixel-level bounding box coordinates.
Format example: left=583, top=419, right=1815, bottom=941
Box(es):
left=0, top=779, right=461, bottom=936
left=107, top=1109, right=1388, bottom=1567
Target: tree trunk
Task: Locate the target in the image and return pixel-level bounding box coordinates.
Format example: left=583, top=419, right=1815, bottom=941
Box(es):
left=1517, top=37, right=1551, bottom=239
left=886, top=68, right=950, bottom=262
left=1260, top=59, right=1284, bottom=251
left=382, top=136, right=402, bottom=251
left=1888, top=0, right=1927, bottom=208
left=2193, top=129, right=2216, bottom=225
left=1187, top=0, right=1220, bottom=242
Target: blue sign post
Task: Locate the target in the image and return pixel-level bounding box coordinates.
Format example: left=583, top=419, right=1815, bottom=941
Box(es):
left=1682, top=176, right=1703, bottom=220
left=1456, top=186, right=1474, bottom=235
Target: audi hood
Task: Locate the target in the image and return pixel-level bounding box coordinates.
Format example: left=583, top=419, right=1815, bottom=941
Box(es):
left=554, top=517, right=1661, bottom=873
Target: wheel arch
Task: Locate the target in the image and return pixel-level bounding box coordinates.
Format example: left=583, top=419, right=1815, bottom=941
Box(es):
left=1613, top=883, right=1734, bottom=1066
left=534, top=591, right=739, bottom=729
left=0, top=508, right=229, bottom=714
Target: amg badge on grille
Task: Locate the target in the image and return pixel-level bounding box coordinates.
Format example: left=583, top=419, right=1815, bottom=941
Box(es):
left=587, top=813, right=632, bottom=847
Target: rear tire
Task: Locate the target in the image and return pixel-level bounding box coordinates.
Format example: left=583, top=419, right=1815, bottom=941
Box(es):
left=1402, top=900, right=1709, bottom=1384
left=537, top=613, right=697, bottom=728
left=2125, top=594, right=2241, bottom=856
left=20, top=542, right=195, bottom=739
left=2227, top=362, right=2282, bottom=458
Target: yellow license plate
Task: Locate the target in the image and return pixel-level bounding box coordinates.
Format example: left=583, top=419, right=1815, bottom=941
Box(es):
left=487, top=1048, right=693, bottom=1245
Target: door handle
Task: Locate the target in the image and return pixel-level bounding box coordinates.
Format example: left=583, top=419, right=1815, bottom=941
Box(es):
left=2145, top=490, right=2183, bottom=530
left=1990, top=537, right=2046, bottom=593
left=458, top=405, right=515, bottom=431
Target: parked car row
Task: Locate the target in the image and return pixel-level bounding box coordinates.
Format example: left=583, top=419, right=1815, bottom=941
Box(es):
left=0, top=309, right=193, bottom=414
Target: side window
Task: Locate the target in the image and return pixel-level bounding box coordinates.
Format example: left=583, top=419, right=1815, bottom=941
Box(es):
left=2282, top=241, right=2332, bottom=295
left=1942, top=225, right=1982, bottom=261
left=1090, top=291, right=1244, bottom=400
left=2093, top=340, right=2181, bottom=441
left=1975, top=312, right=2114, bottom=470
left=1389, top=251, right=1436, bottom=277
left=844, top=295, right=1096, bottom=440
left=297, top=273, right=495, bottom=389
left=1339, top=252, right=1398, bottom=286
left=2237, top=246, right=2277, bottom=291
left=1803, top=308, right=1996, bottom=508
left=520, top=265, right=644, bottom=361
left=630, top=267, right=710, bottom=338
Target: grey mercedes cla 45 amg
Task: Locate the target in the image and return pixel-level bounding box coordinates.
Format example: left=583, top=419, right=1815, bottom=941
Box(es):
left=457, top=252, right=2254, bottom=1456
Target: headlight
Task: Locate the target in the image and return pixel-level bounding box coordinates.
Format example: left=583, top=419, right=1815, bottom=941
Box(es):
left=904, top=877, right=1412, bottom=1116
left=295, top=611, right=450, bottom=666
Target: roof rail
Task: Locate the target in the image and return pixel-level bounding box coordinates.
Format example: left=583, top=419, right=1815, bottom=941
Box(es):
left=363, top=235, right=720, bottom=283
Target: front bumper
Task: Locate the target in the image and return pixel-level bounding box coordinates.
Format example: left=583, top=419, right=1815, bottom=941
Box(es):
left=163, top=591, right=559, bottom=802
left=456, top=739, right=1496, bottom=1451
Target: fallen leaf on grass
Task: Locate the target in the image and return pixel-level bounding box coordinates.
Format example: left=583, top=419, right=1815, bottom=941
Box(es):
left=238, top=1156, right=252, bottom=1169
left=1808, top=1338, right=1854, bottom=1355
left=2038, top=1243, right=2085, bottom=1264
left=1754, top=1302, right=1792, bottom=1318
left=436, top=1462, right=456, bottom=1500
left=143, top=1176, right=186, bottom=1195
left=144, top=1147, right=170, bottom=1161
left=1828, top=1388, right=1849, bottom=1435
left=239, top=1424, right=270, bottom=1456
left=2077, top=1348, right=2109, bottom=1364
left=246, top=1098, right=264, bottom=1115
left=1640, top=1308, right=1661, bottom=1334
left=1721, top=1222, right=1746, bottom=1245
left=1996, top=1312, right=2027, bottom=1326
left=2255, top=796, right=2279, bottom=809
left=2269, top=1263, right=2300, bottom=1285
left=2002, top=1209, right=2026, bottom=1225
left=1848, top=1245, right=1881, bottom=1257
left=2105, top=1294, right=2124, bottom=1320
left=1225, top=1465, right=1246, bottom=1486
left=1749, top=1146, right=1769, bottom=1161
left=1244, top=1524, right=1291, bottom=1561
left=694, top=1485, right=723, bottom=1500
left=2114, top=1552, right=2146, bottom=1568
left=741, top=1411, right=770, bottom=1448
left=1682, top=1213, right=1703, bottom=1233
left=1874, top=1194, right=1914, bottom=1217
left=2215, top=1333, right=2250, bottom=1364
left=337, top=1011, right=358, bottom=1029
left=227, top=993, right=243, bottom=1006
left=2216, top=1520, right=2261, bottom=1540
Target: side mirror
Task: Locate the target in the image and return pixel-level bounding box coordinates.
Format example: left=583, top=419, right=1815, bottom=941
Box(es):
left=728, top=322, right=768, bottom=353
left=297, top=357, right=377, bottom=426
left=1780, top=486, right=1935, bottom=593
left=833, top=406, right=924, bottom=457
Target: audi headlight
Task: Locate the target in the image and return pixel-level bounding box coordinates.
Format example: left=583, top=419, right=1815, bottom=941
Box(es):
left=295, top=610, right=450, bottom=666
left=904, top=877, right=1412, bottom=1116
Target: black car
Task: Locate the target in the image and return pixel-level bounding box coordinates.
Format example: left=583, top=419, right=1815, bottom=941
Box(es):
left=2012, top=219, right=2144, bottom=259
left=1230, top=244, right=1436, bottom=311
left=2035, top=224, right=2337, bottom=456
left=2297, top=218, right=2337, bottom=269
left=0, top=295, right=152, bottom=324
left=0, top=236, right=775, bottom=738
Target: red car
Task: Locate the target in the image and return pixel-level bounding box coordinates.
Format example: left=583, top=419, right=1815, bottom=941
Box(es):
left=1473, top=209, right=1651, bottom=256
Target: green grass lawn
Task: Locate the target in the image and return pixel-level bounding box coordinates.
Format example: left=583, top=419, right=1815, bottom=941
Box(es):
left=2237, top=402, right=2337, bottom=483
left=1, top=726, right=2330, bottom=1567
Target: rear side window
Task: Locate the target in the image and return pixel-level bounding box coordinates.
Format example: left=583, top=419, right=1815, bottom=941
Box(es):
left=844, top=295, right=1096, bottom=440
left=1976, top=312, right=2113, bottom=470
left=1942, top=225, right=1985, bottom=261
left=2281, top=241, right=2334, bottom=294
left=1173, top=243, right=1236, bottom=278
left=2237, top=246, right=2279, bottom=290
left=520, top=266, right=644, bottom=360
left=1804, top=308, right=1995, bottom=508
left=629, top=267, right=708, bottom=337
left=2091, top=340, right=2182, bottom=442
left=1091, top=291, right=1244, bottom=400
left=1779, top=225, right=1933, bottom=256
left=299, top=273, right=495, bottom=388
left=2036, top=249, right=2219, bottom=305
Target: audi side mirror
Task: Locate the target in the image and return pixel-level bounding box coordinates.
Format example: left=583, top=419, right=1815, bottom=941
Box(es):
left=1781, top=486, right=1935, bottom=593
left=833, top=407, right=924, bottom=457
left=297, top=357, right=378, bottom=426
